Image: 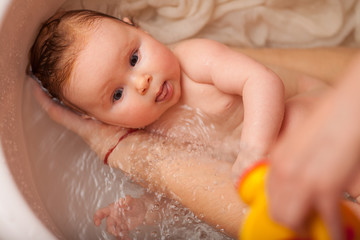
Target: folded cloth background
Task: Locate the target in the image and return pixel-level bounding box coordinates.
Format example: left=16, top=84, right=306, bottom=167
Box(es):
left=62, top=0, right=360, bottom=47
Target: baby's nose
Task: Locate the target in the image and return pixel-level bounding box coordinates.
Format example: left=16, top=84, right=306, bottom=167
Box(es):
left=135, top=74, right=152, bottom=95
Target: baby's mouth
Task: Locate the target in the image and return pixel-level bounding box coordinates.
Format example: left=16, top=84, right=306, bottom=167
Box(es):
left=155, top=81, right=172, bottom=102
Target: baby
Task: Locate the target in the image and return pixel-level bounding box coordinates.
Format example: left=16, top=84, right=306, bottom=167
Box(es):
left=30, top=9, right=329, bottom=238
left=31, top=9, right=285, bottom=178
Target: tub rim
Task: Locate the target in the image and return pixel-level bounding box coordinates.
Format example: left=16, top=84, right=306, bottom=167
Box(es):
left=0, top=0, right=56, bottom=238
left=0, top=145, right=56, bottom=239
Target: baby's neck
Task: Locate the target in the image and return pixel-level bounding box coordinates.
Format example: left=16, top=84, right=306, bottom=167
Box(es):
left=144, top=102, right=184, bottom=134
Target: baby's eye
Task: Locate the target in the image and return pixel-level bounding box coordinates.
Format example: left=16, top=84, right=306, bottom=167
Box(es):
left=113, top=88, right=123, bottom=102
left=130, top=50, right=138, bottom=67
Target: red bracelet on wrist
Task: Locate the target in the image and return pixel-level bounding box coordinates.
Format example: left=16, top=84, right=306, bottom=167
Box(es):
left=104, top=128, right=138, bottom=165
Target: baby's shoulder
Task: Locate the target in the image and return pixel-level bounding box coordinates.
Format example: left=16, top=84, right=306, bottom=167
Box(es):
left=172, top=38, right=225, bottom=58
left=171, top=39, right=227, bottom=81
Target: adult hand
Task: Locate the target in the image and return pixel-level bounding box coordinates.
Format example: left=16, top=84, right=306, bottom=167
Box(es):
left=267, top=55, right=360, bottom=240
left=32, top=81, right=128, bottom=161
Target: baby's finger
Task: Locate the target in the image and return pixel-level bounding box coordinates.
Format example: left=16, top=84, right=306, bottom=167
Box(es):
left=94, top=208, right=111, bottom=226
left=106, top=217, right=118, bottom=235
left=116, top=196, right=132, bottom=210
left=115, top=224, right=130, bottom=238
left=106, top=217, right=129, bottom=238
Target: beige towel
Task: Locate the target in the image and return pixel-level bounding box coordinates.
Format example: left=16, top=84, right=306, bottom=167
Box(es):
left=62, top=0, right=360, bottom=47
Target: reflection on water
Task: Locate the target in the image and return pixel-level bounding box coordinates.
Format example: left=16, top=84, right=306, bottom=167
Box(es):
left=22, top=80, right=233, bottom=239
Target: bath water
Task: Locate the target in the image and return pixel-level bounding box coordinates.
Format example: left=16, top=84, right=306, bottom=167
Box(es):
left=21, top=80, right=235, bottom=239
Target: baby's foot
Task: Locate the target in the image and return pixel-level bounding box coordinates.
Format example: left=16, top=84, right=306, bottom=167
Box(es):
left=94, top=195, right=147, bottom=238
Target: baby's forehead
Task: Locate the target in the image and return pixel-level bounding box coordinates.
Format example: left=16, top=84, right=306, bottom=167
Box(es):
left=63, top=15, right=117, bottom=43
left=68, top=16, right=136, bottom=82
left=65, top=19, right=117, bottom=88
left=75, top=17, right=134, bottom=49
left=64, top=17, right=111, bottom=55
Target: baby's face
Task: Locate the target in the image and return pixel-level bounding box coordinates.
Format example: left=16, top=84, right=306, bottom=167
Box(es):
left=63, top=18, right=181, bottom=128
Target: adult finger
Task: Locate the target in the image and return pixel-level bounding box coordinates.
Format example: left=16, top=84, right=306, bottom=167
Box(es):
left=316, top=194, right=342, bottom=240
left=32, top=81, right=125, bottom=154
left=267, top=165, right=312, bottom=230
left=32, top=82, right=96, bottom=135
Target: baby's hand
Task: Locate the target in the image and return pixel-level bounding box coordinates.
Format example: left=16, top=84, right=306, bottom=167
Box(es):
left=94, top=195, right=147, bottom=239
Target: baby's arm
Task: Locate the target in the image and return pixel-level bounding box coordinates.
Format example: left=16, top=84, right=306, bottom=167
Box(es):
left=174, top=39, right=285, bottom=179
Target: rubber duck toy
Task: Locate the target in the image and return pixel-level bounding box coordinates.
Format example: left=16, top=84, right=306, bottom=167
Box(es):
left=237, top=160, right=360, bottom=240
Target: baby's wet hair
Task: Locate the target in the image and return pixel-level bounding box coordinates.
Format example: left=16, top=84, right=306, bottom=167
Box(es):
left=29, top=9, right=134, bottom=102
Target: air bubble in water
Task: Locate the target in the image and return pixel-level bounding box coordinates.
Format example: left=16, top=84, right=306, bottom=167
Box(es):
left=173, top=213, right=179, bottom=222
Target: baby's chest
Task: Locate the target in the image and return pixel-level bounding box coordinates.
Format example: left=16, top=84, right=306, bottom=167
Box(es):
left=180, top=77, right=242, bottom=119
left=159, top=80, right=244, bottom=152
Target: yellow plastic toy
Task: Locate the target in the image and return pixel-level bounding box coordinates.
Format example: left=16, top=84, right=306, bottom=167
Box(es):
left=237, top=160, right=360, bottom=240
